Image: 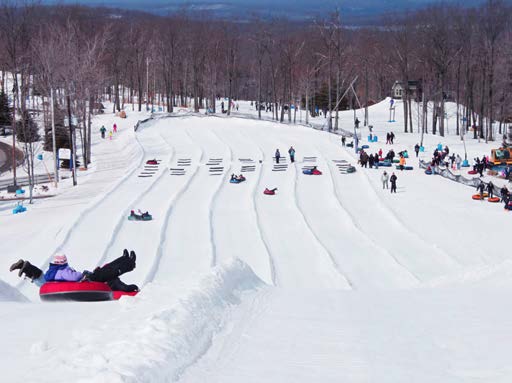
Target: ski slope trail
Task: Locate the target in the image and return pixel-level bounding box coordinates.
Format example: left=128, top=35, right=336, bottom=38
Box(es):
left=153, top=118, right=230, bottom=285
left=16, top=127, right=171, bottom=297
left=211, top=121, right=274, bottom=285
left=99, top=123, right=203, bottom=287
left=273, top=132, right=419, bottom=289
left=249, top=122, right=351, bottom=289
left=316, top=132, right=460, bottom=282
left=0, top=124, right=142, bottom=283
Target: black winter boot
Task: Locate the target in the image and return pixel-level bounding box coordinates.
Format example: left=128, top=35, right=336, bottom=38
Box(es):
left=9, top=259, right=24, bottom=273
left=89, top=254, right=136, bottom=283
left=107, top=277, right=139, bottom=292
left=19, top=261, right=43, bottom=280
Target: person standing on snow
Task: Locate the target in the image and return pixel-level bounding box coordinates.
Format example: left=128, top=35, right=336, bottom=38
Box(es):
left=113, top=123, right=117, bottom=133
left=341, top=136, right=346, bottom=147
left=487, top=181, right=495, bottom=198
left=381, top=171, right=389, bottom=189
left=275, top=149, right=281, bottom=164
left=390, top=172, right=398, bottom=193
left=455, top=154, right=462, bottom=170
left=288, top=146, right=296, bottom=163
left=100, top=125, right=106, bottom=139
left=109, top=130, right=113, bottom=140
left=477, top=180, right=485, bottom=200
left=390, top=132, right=395, bottom=144
left=414, top=143, right=420, bottom=157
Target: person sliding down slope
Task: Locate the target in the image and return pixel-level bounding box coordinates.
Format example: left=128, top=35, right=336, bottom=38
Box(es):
left=9, top=250, right=139, bottom=292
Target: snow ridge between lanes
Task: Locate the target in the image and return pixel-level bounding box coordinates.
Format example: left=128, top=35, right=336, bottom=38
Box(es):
left=75, top=259, right=264, bottom=383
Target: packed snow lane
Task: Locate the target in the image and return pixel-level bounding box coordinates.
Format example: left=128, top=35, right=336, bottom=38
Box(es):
left=318, top=133, right=461, bottom=282
left=153, top=118, right=230, bottom=285
left=100, top=121, right=203, bottom=287
left=251, top=122, right=351, bottom=289
left=211, top=120, right=274, bottom=285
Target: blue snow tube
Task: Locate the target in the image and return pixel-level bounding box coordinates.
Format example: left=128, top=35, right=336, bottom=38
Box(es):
left=230, top=179, right=241, bottom=184
left=361, top=145, right=370, bottom=149
left=396, top=165, right=413, bottom=170
left=425, top=169, right=433, bottom=175
left=378, top=162, right=392, bottom=167
left=303, top=169, right=313, bottom=175
left=346, top=166, right=356, bottom=173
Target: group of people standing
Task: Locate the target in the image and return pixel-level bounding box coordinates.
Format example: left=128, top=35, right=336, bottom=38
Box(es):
left=275, top=147, right=296, bottom=163
left=100, top=123, right=118, bottom=140
left=385, top=132, right=395, bottom=144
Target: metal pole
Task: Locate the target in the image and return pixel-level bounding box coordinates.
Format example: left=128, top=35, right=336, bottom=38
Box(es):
left=50, top=88, right=58, bottom=187
left=11, top=81, right=16, bottom=187
left=146, top=57, right=149, bottom=112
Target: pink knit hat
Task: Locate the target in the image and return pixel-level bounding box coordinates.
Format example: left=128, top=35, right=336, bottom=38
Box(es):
left=52, top=254, right=68, bottom=265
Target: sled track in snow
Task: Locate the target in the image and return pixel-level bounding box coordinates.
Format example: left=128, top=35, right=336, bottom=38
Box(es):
left=340, top=144, right=461, bottom=270
left=94, top=133, right=174, bottom=269
left=17, top=128, right=146, bottom=291
left=143, top=128, right=204, bottom=285
left=205, top=128, right=232, bottom=268
left=292, top=157, right=354, bottom=289
left=322, top=148, right=421, bottom=285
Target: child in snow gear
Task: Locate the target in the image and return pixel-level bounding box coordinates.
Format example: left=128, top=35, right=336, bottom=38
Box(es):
left=113, top=123, right=117, bottom=133
left=9, top=250, right=138, bottom=292
left=288, top=146, right=296, bottom=163
left=390, top=173, right=397, bottom=193
left=275, top=149, right=281, bottom=164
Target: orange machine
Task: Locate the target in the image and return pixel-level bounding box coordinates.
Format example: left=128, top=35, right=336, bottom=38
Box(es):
left=490, top=148, right=512, bottom=165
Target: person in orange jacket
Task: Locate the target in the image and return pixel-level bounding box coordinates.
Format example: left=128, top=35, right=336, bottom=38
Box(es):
left=399, top=155, right=406, bottom=170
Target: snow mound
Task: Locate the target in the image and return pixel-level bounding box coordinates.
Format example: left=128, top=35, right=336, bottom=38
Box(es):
left=48, top=258, right=264, bottom=383
left=0, top=278, right=28, bottom=302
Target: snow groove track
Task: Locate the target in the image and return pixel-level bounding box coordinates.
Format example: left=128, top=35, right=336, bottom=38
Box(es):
left=58, top=129, right=171, bottom=271
left=16, top=127, right=147, bottom=297
left=153, top=119, right=230, bottom=285
left=318, top=132, right=460, bottom=281
left=211, top=122, right=274, bottom=285
left=144, top=126, right=204, bottom=286
left=249, top=123, right=351, bottom=289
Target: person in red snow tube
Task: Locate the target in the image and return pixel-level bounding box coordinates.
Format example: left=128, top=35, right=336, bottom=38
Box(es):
left=146, top=159, right=158, bottom=165
left=9, top=250, right=139, bottom=293
left=264, top=187, right=277, bottom=195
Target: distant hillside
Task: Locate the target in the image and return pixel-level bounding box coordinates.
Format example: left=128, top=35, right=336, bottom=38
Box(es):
left=42, top=0, right=487, bottom=24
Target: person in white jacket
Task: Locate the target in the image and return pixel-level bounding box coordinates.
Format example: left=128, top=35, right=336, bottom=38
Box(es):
left=381, top=171, right=389, bottom=189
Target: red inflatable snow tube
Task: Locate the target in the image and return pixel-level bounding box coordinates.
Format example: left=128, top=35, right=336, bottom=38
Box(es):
left=264, top=188, right=276, bottom=195
left=468, top=170, right=478, bottom=175
left=146, top=159, right=158, bottom=165
left=39, top=281, right=138, bottom=302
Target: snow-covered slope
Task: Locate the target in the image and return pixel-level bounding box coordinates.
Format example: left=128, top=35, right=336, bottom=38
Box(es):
left=1, top=99, right=511, bottom=382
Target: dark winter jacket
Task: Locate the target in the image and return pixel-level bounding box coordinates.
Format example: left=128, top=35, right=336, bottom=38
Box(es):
left=390, top=175, right=397, bottom=184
